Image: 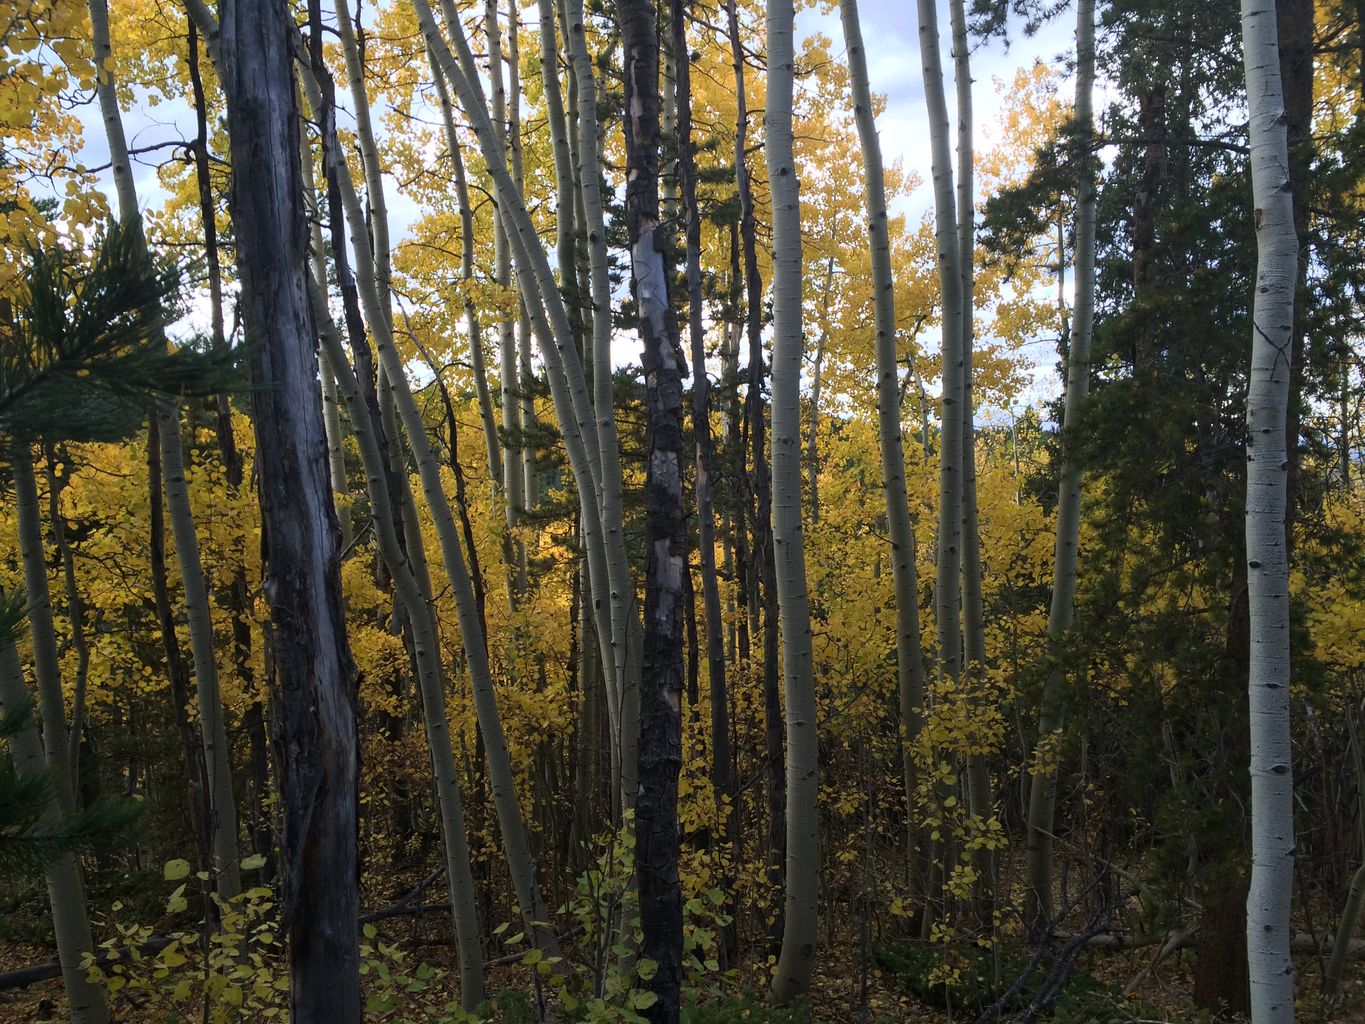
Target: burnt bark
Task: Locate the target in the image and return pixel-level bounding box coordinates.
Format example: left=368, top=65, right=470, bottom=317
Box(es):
left=619, top=0, right=686, bottom=1018
left=219, top=1, right=361, bottom=1018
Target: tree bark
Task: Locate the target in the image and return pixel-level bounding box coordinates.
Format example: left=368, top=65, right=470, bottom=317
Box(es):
left=1239, top=0, right=1299, bottom=1019
left=486, top=0, right=528, bottom=589
left=837, top=0, right=929, bottom=911
left=948, top=0, right=994, bottom=924
left=218, top=0, right=362, bottom=1015
left=563, top=0, right=636, bottom=795
left=617, top=3, right=686, bottom=1018
left=915, top=0, right=966, bottom=938
left=0, top=640, right=108, bottom=1024
left=309, top=285, right=486, bottom=1009
left=88, top=0, right=242, bottom=898
left=724, top=0, right=785, bottom=941
left=147, top=420, right=212, bottom=874
left=673, top=0, right=738, bottom=967
left=766, top=0, right=820, bottom=1003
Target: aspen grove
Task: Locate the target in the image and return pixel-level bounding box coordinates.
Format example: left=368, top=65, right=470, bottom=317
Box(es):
left=3, top=1, right=1365, bottom=1022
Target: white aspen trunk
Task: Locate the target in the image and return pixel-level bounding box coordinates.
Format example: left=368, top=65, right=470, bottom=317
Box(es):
left=486, top=0, right=526, bottom=558
left=154, top=403, right=242, bottom=897
left=425, top=44, right=503, bottom=494
left=1240, top=0, right=1298, bottom=1018
left=1025, top=0, right=1097, bottom=935
left=505, top=6, right=539, bottom=518
left=949, top=0, right=994, bottom=920
left=563, top=0, right=635, bottom=757
left=420, top=0, right=636, bottom=809
left=8, top=454, right=109, bottom=1024
left=837, top=0, right=928, bottom=904
left=540, top=0, right=577, bottom=289
left=916, top=0, right=965, bottom=935
left=317, top=348, right=353, bottom=547
left=505, top=0, right=526, bottom=192
left=333, top=0, right=391, bottom=316
left=308, top=282, right=486, bottom=1008
left=766, top=0, right=819, bottom=1002
left=915, top=0, right=965, bottom=683
left=88, top=0, right=241, bottom=898
left=517, top=308, right=539, bottom=514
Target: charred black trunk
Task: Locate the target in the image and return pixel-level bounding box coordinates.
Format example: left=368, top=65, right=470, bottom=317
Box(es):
left=219, top=2, right=361, bottom=1018
left=619, top=0, right=685, bottom=1019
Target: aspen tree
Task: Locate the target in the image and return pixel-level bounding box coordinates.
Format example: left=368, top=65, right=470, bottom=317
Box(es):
left=724, top=0, right=785, bottom=923
left=88, top=0, right=241, bottom=899
left=147, top=416, right=212, bottom=872
left=334, top=0, right=391, bottom=316
left=418, top=0, right=638, bottom=810
left=538, top=0, right=576, bottom=292
left=486, top=0, right=526, bottom=561
left=804, top=259, right=834, bottom=526
left=837, top=0, right=928, bottom=904
left=673, top=0, right=738, bottom=966
left=300, top=143, right=353, bottom=542
left=916, top=0, right=966, bottom=936
left=505, top=7, right=539, bottom=517
left=1025, top=0, right=1096, bottom=936
left=426, top=44, right=503, bottom=493
left=1240, top=0, right=1299, bottom=1017
left=563, top=0, right=636, bottom=769
left=767, top=0, right=820, bottom=1002
left=7, top=449, right=108, bottom=1024
left=950, top=0, right=994, bottom=921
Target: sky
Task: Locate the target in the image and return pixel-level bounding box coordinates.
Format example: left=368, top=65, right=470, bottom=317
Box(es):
left=798, top=0, right=1075, bottom=222
left=63, top=0, right=1080, bottom=410
left=796, top=1, right=1079, bottom=414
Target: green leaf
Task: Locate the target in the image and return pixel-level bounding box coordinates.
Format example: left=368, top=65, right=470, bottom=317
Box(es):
left=163, top=858, right=191, bottom=881
left=240, top=853, right=266, bottom=871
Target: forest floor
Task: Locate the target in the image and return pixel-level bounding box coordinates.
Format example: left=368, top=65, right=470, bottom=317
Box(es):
left=2, top=927, right=1362, bottom=1024
left=1, top=860, right=1361, bottom=1024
